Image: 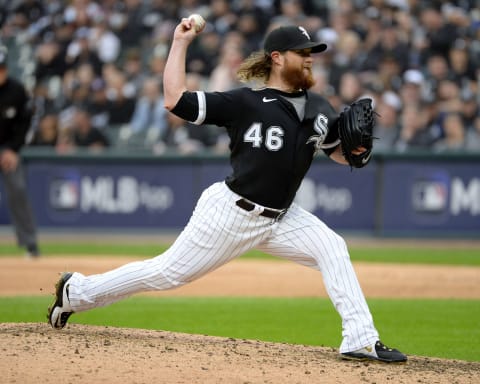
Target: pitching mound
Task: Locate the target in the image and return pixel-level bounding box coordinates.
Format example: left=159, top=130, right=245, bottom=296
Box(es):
left=1, top=323, right=478, bottom=384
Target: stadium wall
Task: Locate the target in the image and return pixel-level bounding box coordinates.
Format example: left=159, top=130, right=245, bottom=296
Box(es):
left=0, top=149, right=478, bottom=237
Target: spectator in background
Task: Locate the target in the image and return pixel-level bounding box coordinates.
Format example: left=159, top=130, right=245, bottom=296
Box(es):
left=395, top=103, right=438, bottom=152
left=361, top=6, right=383, bottom=54
left=144, top=1, right=178, bottom=27
left=65, top=27, right=103, bottom=76
left=53, top=63, right=94, bottom=116
left=30, top=113, right=59, bottom=147
left=122, top=48, right=147, bottom=97
left=399, top=69, right=426, bottom=108
left=10, top=0, right=45, bottom=29
left=272, top=0, right=308, bottom=26
left=337, top=71, right=364, bottom=107
left=417, top=5, right=459, bottom=66
left=102, top=63, right=136, bottom=125
left=186, top=29, right=222, bottom=76
left=129, top=76, right=167, bottom=137
left=112, top=0, right=151, bottom=49
left=460, top=90, right=478, bottom=132
left=154, top=112, right=208, bottom=155
left=63, top=0, right=103, bottom=28
left=70, top=107, right=109, bottom=149
left=309, top=64, right=332, bottom=98
left=424, top=53, right=451, bottom=99
left=34, top=35, right=67, bottom=84
left=465, top=115, right=480, bottom=151
left=433, top=111, right=465, bottom=152
left=209, top=0, right=237, bottom=36
left=50, top=18, right=77, bottom=55
left=374, top=91, right=402, bottom=152
left=153, top=72, right=220, bottom=155
left=394, top=7, right=417, bottom=65
left=373, top=54, right=403, bottom=93
left=234, top=9, right=265, bottom=53
left=0, top=46, right=40, bottom=257
left=208, top=32, right=245, bottom=91
left=327, top=5, right=356, bottom=43
left=89, top=16, right=122, bottom=65
left=0, top=0, right=476, bottom=155
left=85, top=77, right=110, bottom=130
left=74, top=62, right=96, bottom=100
left=177, top=0, right=206, bottom=19
left=448, top=39, right=477, bottom=89
left=328, top=30, right=365, bottom=92
left=234, top=0, right=271, bottom=38
left=30, top=79, right=61, bottom=129
left=146, top=44, right=169, bottom=78
left=363, top=21, right=409, bottom=74
left=436, top=78, right=462, bottom=114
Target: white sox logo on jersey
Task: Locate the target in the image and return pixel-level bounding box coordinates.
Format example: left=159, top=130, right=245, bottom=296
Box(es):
left=307, top=113, right=329, bottom=155
left=307, top=113, right=341, bottom=155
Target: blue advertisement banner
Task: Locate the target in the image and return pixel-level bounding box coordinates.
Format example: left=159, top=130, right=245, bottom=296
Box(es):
left=380, top=162, right=480, bottom=234
left=25, top=162, right=201, bottom=228
left=13, top=159, right=374, bottom=230
left=296, top=162, right=376, bottom=230
left=0, top=156, right=478, bottom=235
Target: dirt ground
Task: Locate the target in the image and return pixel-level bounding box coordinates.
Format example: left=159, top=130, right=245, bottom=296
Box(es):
left=1, top=253, right=480, bottom=383
left=0, top=256, right=479, bottom=299
left=2, top=323, right=480, bottom=384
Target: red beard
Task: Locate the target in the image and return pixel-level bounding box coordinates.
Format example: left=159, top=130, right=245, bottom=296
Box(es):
left=280, top=62, right=315, bottom=90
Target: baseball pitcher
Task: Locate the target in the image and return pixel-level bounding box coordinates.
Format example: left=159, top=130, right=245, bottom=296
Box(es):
left=48, top=19, right=406, bottom=363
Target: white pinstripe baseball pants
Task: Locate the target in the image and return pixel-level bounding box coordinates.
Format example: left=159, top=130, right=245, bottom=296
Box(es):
left=67, top=181, right=379, bottom=353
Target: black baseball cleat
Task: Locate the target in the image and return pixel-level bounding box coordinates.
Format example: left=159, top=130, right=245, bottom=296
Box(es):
left=341, top=341, right=407, bottom=363
left=26, top=244, right=41, bottom=258
left=47, top=272, right=74, bottom=329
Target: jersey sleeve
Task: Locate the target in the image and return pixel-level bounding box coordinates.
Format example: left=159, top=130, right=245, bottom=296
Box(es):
left=321, top=116, right=341, bottom=156
left=170, top=89, right=242, bottom=127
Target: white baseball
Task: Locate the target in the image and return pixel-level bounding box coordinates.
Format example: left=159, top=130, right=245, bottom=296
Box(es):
left=188, top=14, right=206, bottom=33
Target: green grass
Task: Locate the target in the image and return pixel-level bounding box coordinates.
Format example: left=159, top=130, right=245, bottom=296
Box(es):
left=1, top=242, right=480, bottom=265
left=348, top=248, right=480, bottom=265
left=0, top=243, right=169, bottom=257
left=1, top=296, right=479, bottom=362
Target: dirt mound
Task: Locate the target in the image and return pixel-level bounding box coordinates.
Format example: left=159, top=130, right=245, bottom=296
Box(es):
left=1, top=323, right=478, bottom=384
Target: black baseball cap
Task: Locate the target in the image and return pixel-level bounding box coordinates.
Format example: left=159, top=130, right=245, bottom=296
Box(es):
left=264, top=25, right=327, bottom=54
left=0, top=45, right=7, bottom=67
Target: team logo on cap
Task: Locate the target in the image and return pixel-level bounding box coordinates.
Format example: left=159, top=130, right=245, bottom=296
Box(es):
left=298, top=26, right=310, bottom=40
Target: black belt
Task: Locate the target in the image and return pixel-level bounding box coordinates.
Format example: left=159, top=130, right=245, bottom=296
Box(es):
left=235, top=199, right=287, bottom=220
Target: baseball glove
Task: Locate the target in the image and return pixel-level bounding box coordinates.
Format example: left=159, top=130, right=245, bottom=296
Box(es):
left=338, top=98, right=376, bottom=168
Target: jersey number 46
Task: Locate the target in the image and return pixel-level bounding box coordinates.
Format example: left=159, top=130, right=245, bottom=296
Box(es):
left=243, top=123, right=284, bottom=151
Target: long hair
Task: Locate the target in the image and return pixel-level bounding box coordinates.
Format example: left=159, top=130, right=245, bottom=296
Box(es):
left=236, top=51, right=272, bottom=84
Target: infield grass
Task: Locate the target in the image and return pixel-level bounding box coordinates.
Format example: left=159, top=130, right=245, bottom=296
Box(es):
left=1, top=243, right=480, bottom=265
left=1, top=296, right=479, bottom=362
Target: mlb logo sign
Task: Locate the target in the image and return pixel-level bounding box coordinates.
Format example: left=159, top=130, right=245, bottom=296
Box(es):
left=49, top=179, right=80, bottom=210
left=412, top=180, right=448, bottom=213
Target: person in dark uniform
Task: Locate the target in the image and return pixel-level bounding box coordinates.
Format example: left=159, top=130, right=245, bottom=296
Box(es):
left=0, top=45, right=40, bottom=257
left=48, top=22, right=406, bottom=363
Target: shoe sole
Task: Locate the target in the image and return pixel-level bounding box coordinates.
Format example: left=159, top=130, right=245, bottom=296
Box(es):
left=47, top=272, right=73, bottom=329
left=341, top=353, right=407, bottom=363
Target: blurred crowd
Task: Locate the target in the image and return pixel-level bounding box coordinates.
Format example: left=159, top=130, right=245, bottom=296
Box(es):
left=1, top=0, right=479, bottom=155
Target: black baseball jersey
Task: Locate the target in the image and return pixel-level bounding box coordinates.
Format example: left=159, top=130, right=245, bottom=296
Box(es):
left=171, top=87, right=340, bottom=209
left=0, top=77, right=32, bottom=152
